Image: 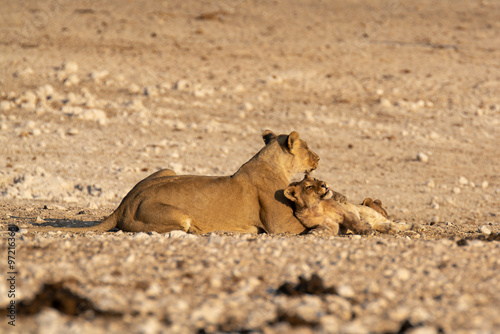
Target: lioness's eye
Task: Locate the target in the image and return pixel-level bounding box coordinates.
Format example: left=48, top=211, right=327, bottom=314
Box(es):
left=306, top=186, right=313, bottom=189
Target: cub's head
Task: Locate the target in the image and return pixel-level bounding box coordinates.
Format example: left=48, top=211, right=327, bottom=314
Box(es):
left=284, top=174, right=332, bottom=209
left=361, top=198, right=389, bottom=218
left=262, top=130, right=320, bottom=174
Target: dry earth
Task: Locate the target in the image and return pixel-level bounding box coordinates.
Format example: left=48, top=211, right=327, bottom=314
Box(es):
left=0, top=0, right=499, bottom=333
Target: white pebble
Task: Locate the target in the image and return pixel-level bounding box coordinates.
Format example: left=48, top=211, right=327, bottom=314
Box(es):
left=63, top=74, right=80, bottom=87
left=90, top=70, right=109, bottom=82
left=36, top=85, right=55, bottom=100
left=481, top=181, right=489, bottom=189
left=425, top=179, right=435, bottom=188
left=337, top=284, right=355, bottom=298
left=67, top=128, right=79, bottom=136
left=479, top=225, right=491, bottom=235
left=380, top=98, right=392, bottom=108
left=458, top=176, right=468, bottom=185
left=234, top=84, right=245, bottom=93
left=0, top=101, right=12, bottom=111
left=78, top=109, right=107, bottom=124
left=174, top=121, right=186, bottom=131
left=144, top=86, right=159, bottom=97
left=61, top=61, right=79, bottom=73
left=133, top=232, right=149, bottom=239
left=395, top=268, right=410, bottom=281
left=174, top=79, right=192, bottom=91
left=416, top=152, right=429, bottom=163
left=87, top=201, right=98, bottom=210
left=168, top=230, right=188, bottom=238
left=453, top=187, right=461, bottom=194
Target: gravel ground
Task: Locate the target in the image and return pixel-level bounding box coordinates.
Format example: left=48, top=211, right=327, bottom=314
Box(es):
left=1, top=0, right=499, bottom=333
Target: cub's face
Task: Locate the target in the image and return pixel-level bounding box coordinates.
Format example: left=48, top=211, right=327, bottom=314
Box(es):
left=284, top=174, right=332, bottom=209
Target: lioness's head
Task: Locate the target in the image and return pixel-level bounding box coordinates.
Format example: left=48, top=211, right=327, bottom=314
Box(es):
left=284, top=174, right=332, bottom=209
left=361, top=198, right=389, bottom=218
left=262, top=130, right=320, bottom=174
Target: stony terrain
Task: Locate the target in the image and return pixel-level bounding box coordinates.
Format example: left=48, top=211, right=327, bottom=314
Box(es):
left=0, top=0, right=499, bottom=333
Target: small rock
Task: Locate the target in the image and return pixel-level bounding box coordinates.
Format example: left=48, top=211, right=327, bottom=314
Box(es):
left=416, top=152, right=429, bottom=163
left=407, top=326, right=440, bottom=334
left=337, top=284, right=355, bottom=298
left=45, top=204, right=66, bottom=211
left=453, top=187, right=461, bottom=194
left=87, top=201, right=98, bottom=210
left=61, top=61, right=79, bottom=73
left=174, top=121, right=187, bottom=131
left=174, top=79, right=192, bottom=91
left=395, top=268, right=411, bottom=281
left=479, top=225, right=491, bottom=235
left=458, top=176, right=468, bottom=185
left=168, top=230, right=187, bottom=238
left=144, top=86, right=159, bottom=97
left=0, top=101, right=11, bottom=111
left=380, top=98, right=392, bottom=108
left=67, top=128, right=79, bottom=136
left=63, top=74, right=80, bottom=87
left=36, top=85, right=55, bottom=100
left=90, top=70, right=109, bottom=82
left=481, top=181, right=489, bottom=189
left=78, top=109, right=107, bottom=125
left=133, top=232, right=149, bottom=239
left=425, top=179, right=435, bottom=188
left=128, top=83, right=141, bottom=94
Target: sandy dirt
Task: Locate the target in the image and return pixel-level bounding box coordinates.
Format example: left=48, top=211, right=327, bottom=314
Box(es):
left=0, top=0, right=499, bottom=333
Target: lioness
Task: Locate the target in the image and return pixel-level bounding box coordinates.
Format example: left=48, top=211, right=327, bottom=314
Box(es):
left=284, top=174, right=373, bottom=235
left=285, top=175, right=412, bottom=234
left=30, top=130, right=319, bottom=234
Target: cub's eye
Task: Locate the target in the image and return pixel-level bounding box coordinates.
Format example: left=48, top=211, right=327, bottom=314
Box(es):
left=306, top=185, right=313, bottom=189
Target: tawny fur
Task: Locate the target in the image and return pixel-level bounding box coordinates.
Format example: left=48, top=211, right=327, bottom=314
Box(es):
left=285, top=175, right=413, bottom=235
left=285, top=174, right=372, bottom=235
left=28, top=130, right=320, bottom=234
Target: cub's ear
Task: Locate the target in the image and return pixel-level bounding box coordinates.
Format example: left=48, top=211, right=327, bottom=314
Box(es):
left=284, top=187, right=297, bottom=202
left=287, top=131, right=300, bottom=152
left=262, top=130, right=277, bottom=145
left=362, top=198, right=374, bottom=206
left=373, top=199, right=382, bottom=206
left=304, top=173, right=314, bottom=180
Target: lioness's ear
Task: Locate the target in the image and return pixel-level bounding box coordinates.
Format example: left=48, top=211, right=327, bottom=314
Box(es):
left=284, top=187, right=297, bottom=202
left=262, top=130, right=277, bottom=145
left=362, top=198, right=374, bottom=206
left=287, top=131, right=300, bottom=152
left=374, top=199, right=382, bottom=206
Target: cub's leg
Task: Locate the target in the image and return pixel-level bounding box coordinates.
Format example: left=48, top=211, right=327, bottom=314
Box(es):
left=342, top=212, right=373, bottom=235
left=124, top=200, right=199, bottom=233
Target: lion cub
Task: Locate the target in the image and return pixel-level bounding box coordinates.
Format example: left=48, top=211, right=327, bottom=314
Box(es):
left=284, top=175, right=373, bottom=235
left=285, top=175, right=412, bottom=235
